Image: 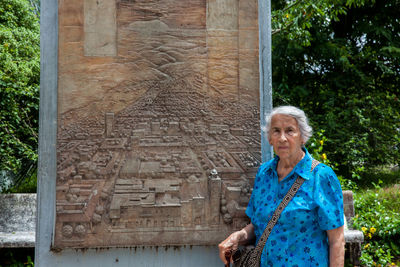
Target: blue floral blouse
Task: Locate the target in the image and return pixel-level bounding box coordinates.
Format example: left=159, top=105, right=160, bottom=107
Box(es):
left=246, top=148, right=344, bottom=267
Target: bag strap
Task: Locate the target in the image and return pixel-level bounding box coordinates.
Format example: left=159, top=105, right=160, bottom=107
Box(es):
left=246, top=158, right=320, bottom=266
left=311, top=158, right=320, bottom=172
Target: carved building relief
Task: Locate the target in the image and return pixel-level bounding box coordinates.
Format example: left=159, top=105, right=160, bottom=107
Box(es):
left=55, top=0, right=260, bottom=248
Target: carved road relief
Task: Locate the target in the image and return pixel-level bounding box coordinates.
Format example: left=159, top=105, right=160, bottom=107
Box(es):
left=55, top=0, right=260, bottom=248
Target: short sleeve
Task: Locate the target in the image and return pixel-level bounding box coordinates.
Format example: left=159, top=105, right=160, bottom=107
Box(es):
left=245, top=163, right=267, bottom=221
left=245, top=188, right=256, bottom=221
left=314, top=164, right=344, bottom=230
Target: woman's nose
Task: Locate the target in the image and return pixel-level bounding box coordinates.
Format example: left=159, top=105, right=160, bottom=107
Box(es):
left=279, top=132, right=287, bottom=142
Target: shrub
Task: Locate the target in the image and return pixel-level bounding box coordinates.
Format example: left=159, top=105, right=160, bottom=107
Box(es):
left=353, top=185, right=400, bottom=266
left=0, top=248, right=34, bottom=267
left=308, top=130, right=358, bottom=191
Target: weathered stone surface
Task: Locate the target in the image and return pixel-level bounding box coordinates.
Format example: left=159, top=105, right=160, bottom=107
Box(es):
left=343, top=190, right=355, bottom=219
left=344, top=229, right=364, bottom=243
left=55, top=0, right=260, bottom=248
left=0, top=194, right=36, bottom=233
left=0, top=194, right=36, bottom=248
left=84, top=0, right=117, bottom=56
left=0, top=232, right=35, bottom=248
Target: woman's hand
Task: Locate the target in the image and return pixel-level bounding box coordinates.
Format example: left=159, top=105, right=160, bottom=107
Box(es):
left=218, top=230, right=246, bottom=265
left=218, top=224, right=255, bottom=265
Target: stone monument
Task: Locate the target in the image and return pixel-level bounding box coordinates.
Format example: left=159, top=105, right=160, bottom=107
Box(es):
left=54, top=0, right=260, bottom=249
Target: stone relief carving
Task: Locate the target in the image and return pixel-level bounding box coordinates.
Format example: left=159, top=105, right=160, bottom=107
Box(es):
left=55, top=0, right=259, bottom=248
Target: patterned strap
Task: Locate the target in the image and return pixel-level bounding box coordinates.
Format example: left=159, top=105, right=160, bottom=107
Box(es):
left=311, top=159, right=320, bottom=172
left=247, top=158, right=320, bottom=266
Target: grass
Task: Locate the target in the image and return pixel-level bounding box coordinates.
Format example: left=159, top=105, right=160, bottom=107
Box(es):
left=357, top=167, right=400, bottom=189
left=355, top=167, right=400, bottom=214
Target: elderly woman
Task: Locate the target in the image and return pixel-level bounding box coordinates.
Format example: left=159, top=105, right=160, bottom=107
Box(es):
left=219, top=106, right=345, bottom=266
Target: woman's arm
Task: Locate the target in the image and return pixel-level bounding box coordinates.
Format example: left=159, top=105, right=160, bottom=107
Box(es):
left=218, top=223, right=255, bottom=265
left=327, top=225, right=345, bottom=267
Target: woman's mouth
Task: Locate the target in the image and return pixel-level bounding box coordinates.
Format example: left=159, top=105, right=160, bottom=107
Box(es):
left=278, top=146, right=289, bottom=150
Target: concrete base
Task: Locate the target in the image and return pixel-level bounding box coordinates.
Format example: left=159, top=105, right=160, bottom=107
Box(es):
left=40, top=246, right=222, bottom=267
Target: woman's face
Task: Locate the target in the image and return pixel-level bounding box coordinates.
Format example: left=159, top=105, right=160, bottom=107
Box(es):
left=268, top=114, right=304, bottom=160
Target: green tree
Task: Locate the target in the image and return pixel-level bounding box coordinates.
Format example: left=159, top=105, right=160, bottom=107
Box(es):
left=0, top=0, right=40, bottom=187
left=271, top=0, right=400, bottom=178
left=271, top=0, right=367, bottom=45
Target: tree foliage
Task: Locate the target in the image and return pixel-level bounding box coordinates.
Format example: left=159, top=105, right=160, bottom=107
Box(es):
left=271, top=0, right=367, bottom=45
left=271, top=0, right=400, bottom=178
left=0, top=0, right=40, bottom=176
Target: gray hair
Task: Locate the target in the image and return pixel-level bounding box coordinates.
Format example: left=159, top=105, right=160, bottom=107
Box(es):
left=263, top=106, right=313, bottom=144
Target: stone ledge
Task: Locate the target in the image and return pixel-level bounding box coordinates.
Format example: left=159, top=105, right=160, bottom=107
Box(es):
left=344, top=229, right=364, bottom=243
left=0, top=232, right=35, bottom=248
left=0, top=193, right=36, bottom=248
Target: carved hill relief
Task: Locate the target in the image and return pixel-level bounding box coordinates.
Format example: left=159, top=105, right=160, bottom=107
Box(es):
left=55, top=0, right=260, bottom=248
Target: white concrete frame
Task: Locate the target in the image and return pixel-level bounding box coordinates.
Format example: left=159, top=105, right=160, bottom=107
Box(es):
left=35, top=0, right=272, bottom=265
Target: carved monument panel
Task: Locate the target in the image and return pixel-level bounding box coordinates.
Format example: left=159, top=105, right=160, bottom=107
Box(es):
left=55, top=0, right=260, bottom=248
